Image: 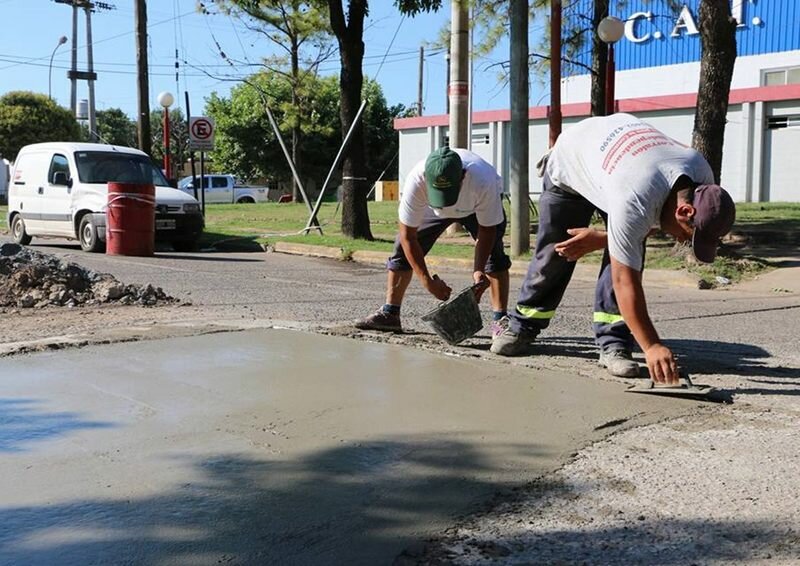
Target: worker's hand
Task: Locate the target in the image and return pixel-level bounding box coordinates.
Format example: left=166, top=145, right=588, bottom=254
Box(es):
left=644, top=343, right=681, bottom=385
left=472, top=270, right=490, bottom=302
left=425, top=274, right=452, bottom=301
left=554, top=228, right=607, bottom=262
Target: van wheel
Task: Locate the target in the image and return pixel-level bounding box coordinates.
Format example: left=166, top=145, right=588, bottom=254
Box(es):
left=11, top=215, right=32, bottom=245
left=79, top=215, right=105, bottom=253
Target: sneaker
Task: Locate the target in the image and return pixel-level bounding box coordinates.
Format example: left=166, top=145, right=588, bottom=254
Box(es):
left=490, top=326, right=537, bottom=356
left=491, top=315, right=510, bottom=339
left=355, top=309, right=402, bottom=332
left=599, top=348, right=640, bottom=377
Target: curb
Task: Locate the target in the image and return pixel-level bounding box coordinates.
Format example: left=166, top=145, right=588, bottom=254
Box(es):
left=271, top=242, right=700, bottom=289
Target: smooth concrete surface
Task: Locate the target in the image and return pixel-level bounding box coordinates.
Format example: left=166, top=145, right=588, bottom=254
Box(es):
left=0, top=330, right=688, bottom=565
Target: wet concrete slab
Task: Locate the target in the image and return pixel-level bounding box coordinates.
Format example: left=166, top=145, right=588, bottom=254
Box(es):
left=0, top=330, right=691, bottom=565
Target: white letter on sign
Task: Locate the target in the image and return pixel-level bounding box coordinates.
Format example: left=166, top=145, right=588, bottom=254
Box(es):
left=671, top=5, right=700, bottom=38
left=625, top=11, right=653, bottom=43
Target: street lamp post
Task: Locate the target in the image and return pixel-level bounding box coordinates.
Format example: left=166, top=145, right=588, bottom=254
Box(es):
left=48, top=36, right=68, bottom=101
left=157, top=91, right=174, bottom=180
left=597, top=16, right=624, bottom=116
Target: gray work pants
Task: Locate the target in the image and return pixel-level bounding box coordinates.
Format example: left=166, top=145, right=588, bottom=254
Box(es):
left=508, top=175, right=637, bottom=351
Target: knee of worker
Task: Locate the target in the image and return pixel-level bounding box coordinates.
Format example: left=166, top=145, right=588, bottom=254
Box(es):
left=385, top=256, right=413, bottom=272
left=484, top=252, right=512, bottom=275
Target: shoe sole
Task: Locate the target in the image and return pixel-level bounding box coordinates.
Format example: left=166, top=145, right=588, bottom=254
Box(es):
left=599, top=360, right=641, bottom=378
left=490, top=343, right=532, bottom=356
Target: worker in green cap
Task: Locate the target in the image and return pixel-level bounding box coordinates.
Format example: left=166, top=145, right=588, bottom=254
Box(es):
left=356, top=147, right=511, bottom=342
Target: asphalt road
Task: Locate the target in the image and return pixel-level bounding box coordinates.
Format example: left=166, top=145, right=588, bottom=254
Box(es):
left=16, top=238, right=800, bottom=375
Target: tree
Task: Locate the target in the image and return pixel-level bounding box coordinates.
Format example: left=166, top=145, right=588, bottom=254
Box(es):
left=0, top=92, right=80, bottom=160
left=205, top=70, right=399, bottom=188
left=326, top=0, right=443, bottom=240
left=326, top=0, right=371, bottom=239
left=206, top=71, right=331, bottom=184
left=692, top=0, right=736, bottom=184
left=94, top=108, right=138, bottom=147
left=206, top=0, right=333, bottom=201
left=150, top=108, right=190, bottom=179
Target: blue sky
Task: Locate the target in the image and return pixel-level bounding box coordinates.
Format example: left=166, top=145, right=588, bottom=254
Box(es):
left=0, top=0, right=546, bottom=120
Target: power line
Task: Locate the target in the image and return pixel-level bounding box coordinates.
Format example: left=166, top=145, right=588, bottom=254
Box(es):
left=372, top=15, right=405, bottom=80
left=0, top=8, right=196, bottom=71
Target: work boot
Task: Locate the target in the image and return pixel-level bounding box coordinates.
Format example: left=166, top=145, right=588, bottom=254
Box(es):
left=355, top=309, right=402, bottom=333
left=599, top=348, right=640, bottom=377
left=491, top=315, right=510, bottom=339
left=490, top=326, right=537, bottom=356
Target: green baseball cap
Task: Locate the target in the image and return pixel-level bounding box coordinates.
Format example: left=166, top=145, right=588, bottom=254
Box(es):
left=424, top=147, right=463, bottom=208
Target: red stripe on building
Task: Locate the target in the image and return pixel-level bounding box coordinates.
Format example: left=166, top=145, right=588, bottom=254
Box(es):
left=394, top=84, right=800, bottom=130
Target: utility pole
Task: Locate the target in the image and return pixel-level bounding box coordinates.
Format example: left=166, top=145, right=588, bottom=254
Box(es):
left=509, top=0, right=530, bottom=255
left=85, top=4, right=97, bottom=140
left=135, top=0, right=152, bottom=155
left=54, top=0, right=114, bottom=128
left=444, top=50, right=451, bottom=114
left=417, top=46, right=424, bottom=116
left=591, top=0, right=610, bottom=116
left=70, top=3, right=78, bottom=114
left=448, top=0, right=469, bottom=148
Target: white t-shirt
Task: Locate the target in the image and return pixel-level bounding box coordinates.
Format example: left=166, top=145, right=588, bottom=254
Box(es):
left=546, top=113, right=714, bottom=270
left=398, top=148, right=505, bottom=229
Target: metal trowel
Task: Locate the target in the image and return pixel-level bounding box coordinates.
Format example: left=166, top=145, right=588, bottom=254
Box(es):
left=625, top=373, right=717, bottom=400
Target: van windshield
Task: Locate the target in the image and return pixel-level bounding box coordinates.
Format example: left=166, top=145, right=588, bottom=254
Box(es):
left=74, top=151, right=170, bottom=187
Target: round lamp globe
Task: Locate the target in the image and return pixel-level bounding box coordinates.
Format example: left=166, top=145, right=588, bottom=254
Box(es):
left=157, top=91, right=175, bottom=108
left=598, top=16, right=625, bottom=44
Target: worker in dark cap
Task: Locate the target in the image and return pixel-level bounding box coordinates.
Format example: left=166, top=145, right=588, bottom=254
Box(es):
left=492, top=113, right=736, bottom=385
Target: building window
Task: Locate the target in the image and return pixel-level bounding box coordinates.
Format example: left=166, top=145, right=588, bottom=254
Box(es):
left=763, top=66, right=800, bottom=86
left=766, top=115, right=800, bottom=130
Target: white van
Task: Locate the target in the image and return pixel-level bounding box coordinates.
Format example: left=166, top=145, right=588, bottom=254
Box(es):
left=7, top=142, right=204, bottom=252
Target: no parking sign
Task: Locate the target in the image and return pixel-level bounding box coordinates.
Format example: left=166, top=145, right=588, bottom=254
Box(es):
left=189, top=116, right=215, bottom=151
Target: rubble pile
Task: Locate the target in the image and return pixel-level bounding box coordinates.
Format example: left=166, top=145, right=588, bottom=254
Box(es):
left=0, top=243, right=179, bottom=308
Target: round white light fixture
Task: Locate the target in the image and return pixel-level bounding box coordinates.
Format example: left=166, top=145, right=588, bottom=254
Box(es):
left=598, top=16, right=625, bottom=44
left=157, top=91, right=174, bottom=108
left=752, top=16, right=762, bottom=26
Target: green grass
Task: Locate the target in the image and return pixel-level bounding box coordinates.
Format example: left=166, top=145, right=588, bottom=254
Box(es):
left=734, top=202, right=800, bottom=223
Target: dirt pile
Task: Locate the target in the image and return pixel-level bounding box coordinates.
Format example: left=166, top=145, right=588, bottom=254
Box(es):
left=0, top=243, right=179, bottom=308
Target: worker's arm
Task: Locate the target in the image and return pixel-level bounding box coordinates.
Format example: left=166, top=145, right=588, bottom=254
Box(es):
left=471, top=224, right=496, bottom=300
left=610, top=256, right=680, bottom=384
left=399, top=222, right=452, bottom=301
left=554, top=227, right=608, bottom=261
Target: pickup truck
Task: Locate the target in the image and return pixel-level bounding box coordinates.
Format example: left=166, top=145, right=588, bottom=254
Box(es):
left=178, top=174, right=269, bottom=204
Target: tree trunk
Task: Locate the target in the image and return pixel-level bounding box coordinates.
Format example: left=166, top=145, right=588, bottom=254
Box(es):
left=692, top=0, right=737, bottom=184
left=329, top=0, right=372, bottom=240
left=590, top=0, right=609, bottom=116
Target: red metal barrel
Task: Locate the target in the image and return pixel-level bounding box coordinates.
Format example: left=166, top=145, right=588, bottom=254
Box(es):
left=106, top=182, right=156, bottom=256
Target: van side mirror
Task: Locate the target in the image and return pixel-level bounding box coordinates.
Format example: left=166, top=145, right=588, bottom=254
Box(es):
left=52, top=171, right=71, bottom=186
